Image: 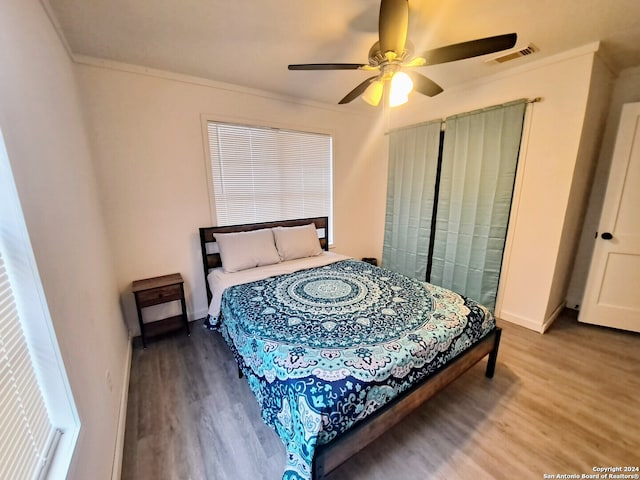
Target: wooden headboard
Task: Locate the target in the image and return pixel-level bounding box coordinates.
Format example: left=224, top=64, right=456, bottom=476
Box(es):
left=199, top=216, right=329, bottom=305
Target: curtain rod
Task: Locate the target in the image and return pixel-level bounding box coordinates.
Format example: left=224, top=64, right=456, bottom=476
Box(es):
left=385, top=97, right=542, bottom=135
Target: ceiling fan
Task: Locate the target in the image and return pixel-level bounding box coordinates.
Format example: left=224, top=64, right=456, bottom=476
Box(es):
left=288, top=0, right=517, bottom=107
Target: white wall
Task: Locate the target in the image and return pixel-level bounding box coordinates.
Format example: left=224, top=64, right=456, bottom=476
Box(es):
left=546, top=55, right=613, bottom=317
left=567, top=64, right=640, bottom=308
left=0, top=1, right=129, bottom=479
left=74, top=61, right=388, bottom=332
left=383, top=44, right=611, bottom=332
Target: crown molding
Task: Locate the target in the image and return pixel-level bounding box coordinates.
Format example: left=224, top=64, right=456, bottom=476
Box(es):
left=77, top=55, right=379, bottom=115
left=38, top=0, right=373, bottom=115
left=447, top=42, right=602, bottom=95
left=40, top=0, right=74, bottom=60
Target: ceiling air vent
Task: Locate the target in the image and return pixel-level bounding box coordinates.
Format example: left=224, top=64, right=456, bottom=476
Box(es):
left=486, top=44, right=538, bottom=64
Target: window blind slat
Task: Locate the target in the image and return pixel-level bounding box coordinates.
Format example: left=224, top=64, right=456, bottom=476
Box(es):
left=1, top=423, right=35, bottom=478
left=0, top=255, right=56, bottom=480
left=207, top=121, right=333, bottom=240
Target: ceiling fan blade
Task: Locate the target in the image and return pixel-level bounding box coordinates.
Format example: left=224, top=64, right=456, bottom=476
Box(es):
left=338, top=76, right=379, bottom=104
left=419, top=33, right=517, bottom=66
left=379, top=0, right=409, bottom=57
left=288, top=63, right=366, bottom=70
left=406, top=71, right=443, bottom=97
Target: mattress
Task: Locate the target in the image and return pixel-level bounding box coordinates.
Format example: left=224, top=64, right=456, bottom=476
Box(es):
left=207, top=251, right=350, bottom=322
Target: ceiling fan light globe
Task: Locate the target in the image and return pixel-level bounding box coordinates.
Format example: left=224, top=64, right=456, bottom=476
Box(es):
left=362, top=80, right=384, bottom=106
left=389, top=92, right=409, bottom=107
left=389, top=71, right=413, bottom=107
left=391, top=71, right=413, bottom=95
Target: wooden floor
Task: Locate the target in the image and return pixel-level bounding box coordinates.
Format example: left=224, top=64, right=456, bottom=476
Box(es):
left=121, top=311, right=640, bottom=479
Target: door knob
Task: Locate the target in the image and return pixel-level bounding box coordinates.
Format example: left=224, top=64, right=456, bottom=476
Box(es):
left=601, top=232, right=613, bottom=240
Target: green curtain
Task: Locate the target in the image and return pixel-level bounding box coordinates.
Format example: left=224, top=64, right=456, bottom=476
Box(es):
left=382, top=120, right=442, bottom=280
left=430, top=100, right=527, bottom=311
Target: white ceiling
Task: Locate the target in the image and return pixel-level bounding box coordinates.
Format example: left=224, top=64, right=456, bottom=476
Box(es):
left=45, top=0, right=640, bottom=106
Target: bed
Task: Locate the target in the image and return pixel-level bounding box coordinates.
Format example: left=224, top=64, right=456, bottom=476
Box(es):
left=199, top=217, right=501, bottom=480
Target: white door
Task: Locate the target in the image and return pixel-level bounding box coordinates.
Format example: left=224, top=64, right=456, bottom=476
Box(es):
left=579, top=102, right=640, bottom=332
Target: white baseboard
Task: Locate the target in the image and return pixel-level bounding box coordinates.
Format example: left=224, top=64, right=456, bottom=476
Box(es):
left=499, top=310, right=545, bottom=333
left=541, top=303, right=565, bottom=333
left=111, top=338, right=132, bottom=480
left=499, top=303, right=565, bottom=334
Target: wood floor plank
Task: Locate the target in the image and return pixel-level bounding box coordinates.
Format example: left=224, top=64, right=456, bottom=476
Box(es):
left=121, top=311, right=640, bottom=479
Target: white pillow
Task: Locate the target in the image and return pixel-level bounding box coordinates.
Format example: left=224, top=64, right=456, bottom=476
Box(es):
left=213, top=228, right=281, bottom=273
left=272, top=223, right=323, bottom=261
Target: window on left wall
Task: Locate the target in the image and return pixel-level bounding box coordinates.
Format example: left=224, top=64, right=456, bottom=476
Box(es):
left=204, top=120, right=334, bottom=243
left=0, top=129, right=80, bottom=479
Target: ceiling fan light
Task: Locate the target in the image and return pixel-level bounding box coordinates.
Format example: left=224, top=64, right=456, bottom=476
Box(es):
left=362, top=80, right=384, bottom=106
left=389, top=92, right=409, bottom=107
left=391, top=71, right=413, bottom=94
left=389, top=71, right=413, bottom=107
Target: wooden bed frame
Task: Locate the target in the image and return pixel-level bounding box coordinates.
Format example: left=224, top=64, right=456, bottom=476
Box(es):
left=199, top=216, right=501, bottom=480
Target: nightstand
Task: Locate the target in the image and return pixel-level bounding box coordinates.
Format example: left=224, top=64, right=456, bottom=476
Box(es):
left=132, top=273, right=190, bottom=348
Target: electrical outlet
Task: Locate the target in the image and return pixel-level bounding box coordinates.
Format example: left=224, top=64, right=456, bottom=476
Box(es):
left=106, top=370, right=113, bottom=392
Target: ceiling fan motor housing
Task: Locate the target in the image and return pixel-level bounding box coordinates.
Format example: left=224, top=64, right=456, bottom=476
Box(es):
left=368, top=41, right=413, bottom=67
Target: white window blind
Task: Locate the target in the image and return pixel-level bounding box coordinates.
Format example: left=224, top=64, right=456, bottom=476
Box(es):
left=206, top=122, right=333, bottom=236
left=0, top=253, right=58, bottom=479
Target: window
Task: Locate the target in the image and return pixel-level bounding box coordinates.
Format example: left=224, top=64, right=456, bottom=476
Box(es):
left=205, top=121, right=333, bottom=241
left=0, top=253, right=59, bottom=478
left=0, top=130, right=79, bottom=479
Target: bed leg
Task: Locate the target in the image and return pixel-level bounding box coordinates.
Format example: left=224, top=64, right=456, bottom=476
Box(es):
left=238, top=366, right=243, bottom=379
left=312, top=459, right=325, bottom=480
left=485, top=327, right=502, bottom=379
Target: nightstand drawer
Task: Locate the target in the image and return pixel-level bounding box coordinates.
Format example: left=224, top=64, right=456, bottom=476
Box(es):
left=136, top=284, right=183, bottom=307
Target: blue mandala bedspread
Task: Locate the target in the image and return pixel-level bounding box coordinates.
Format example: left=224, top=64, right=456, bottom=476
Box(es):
left=211, top=259, right=495, bottom=480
